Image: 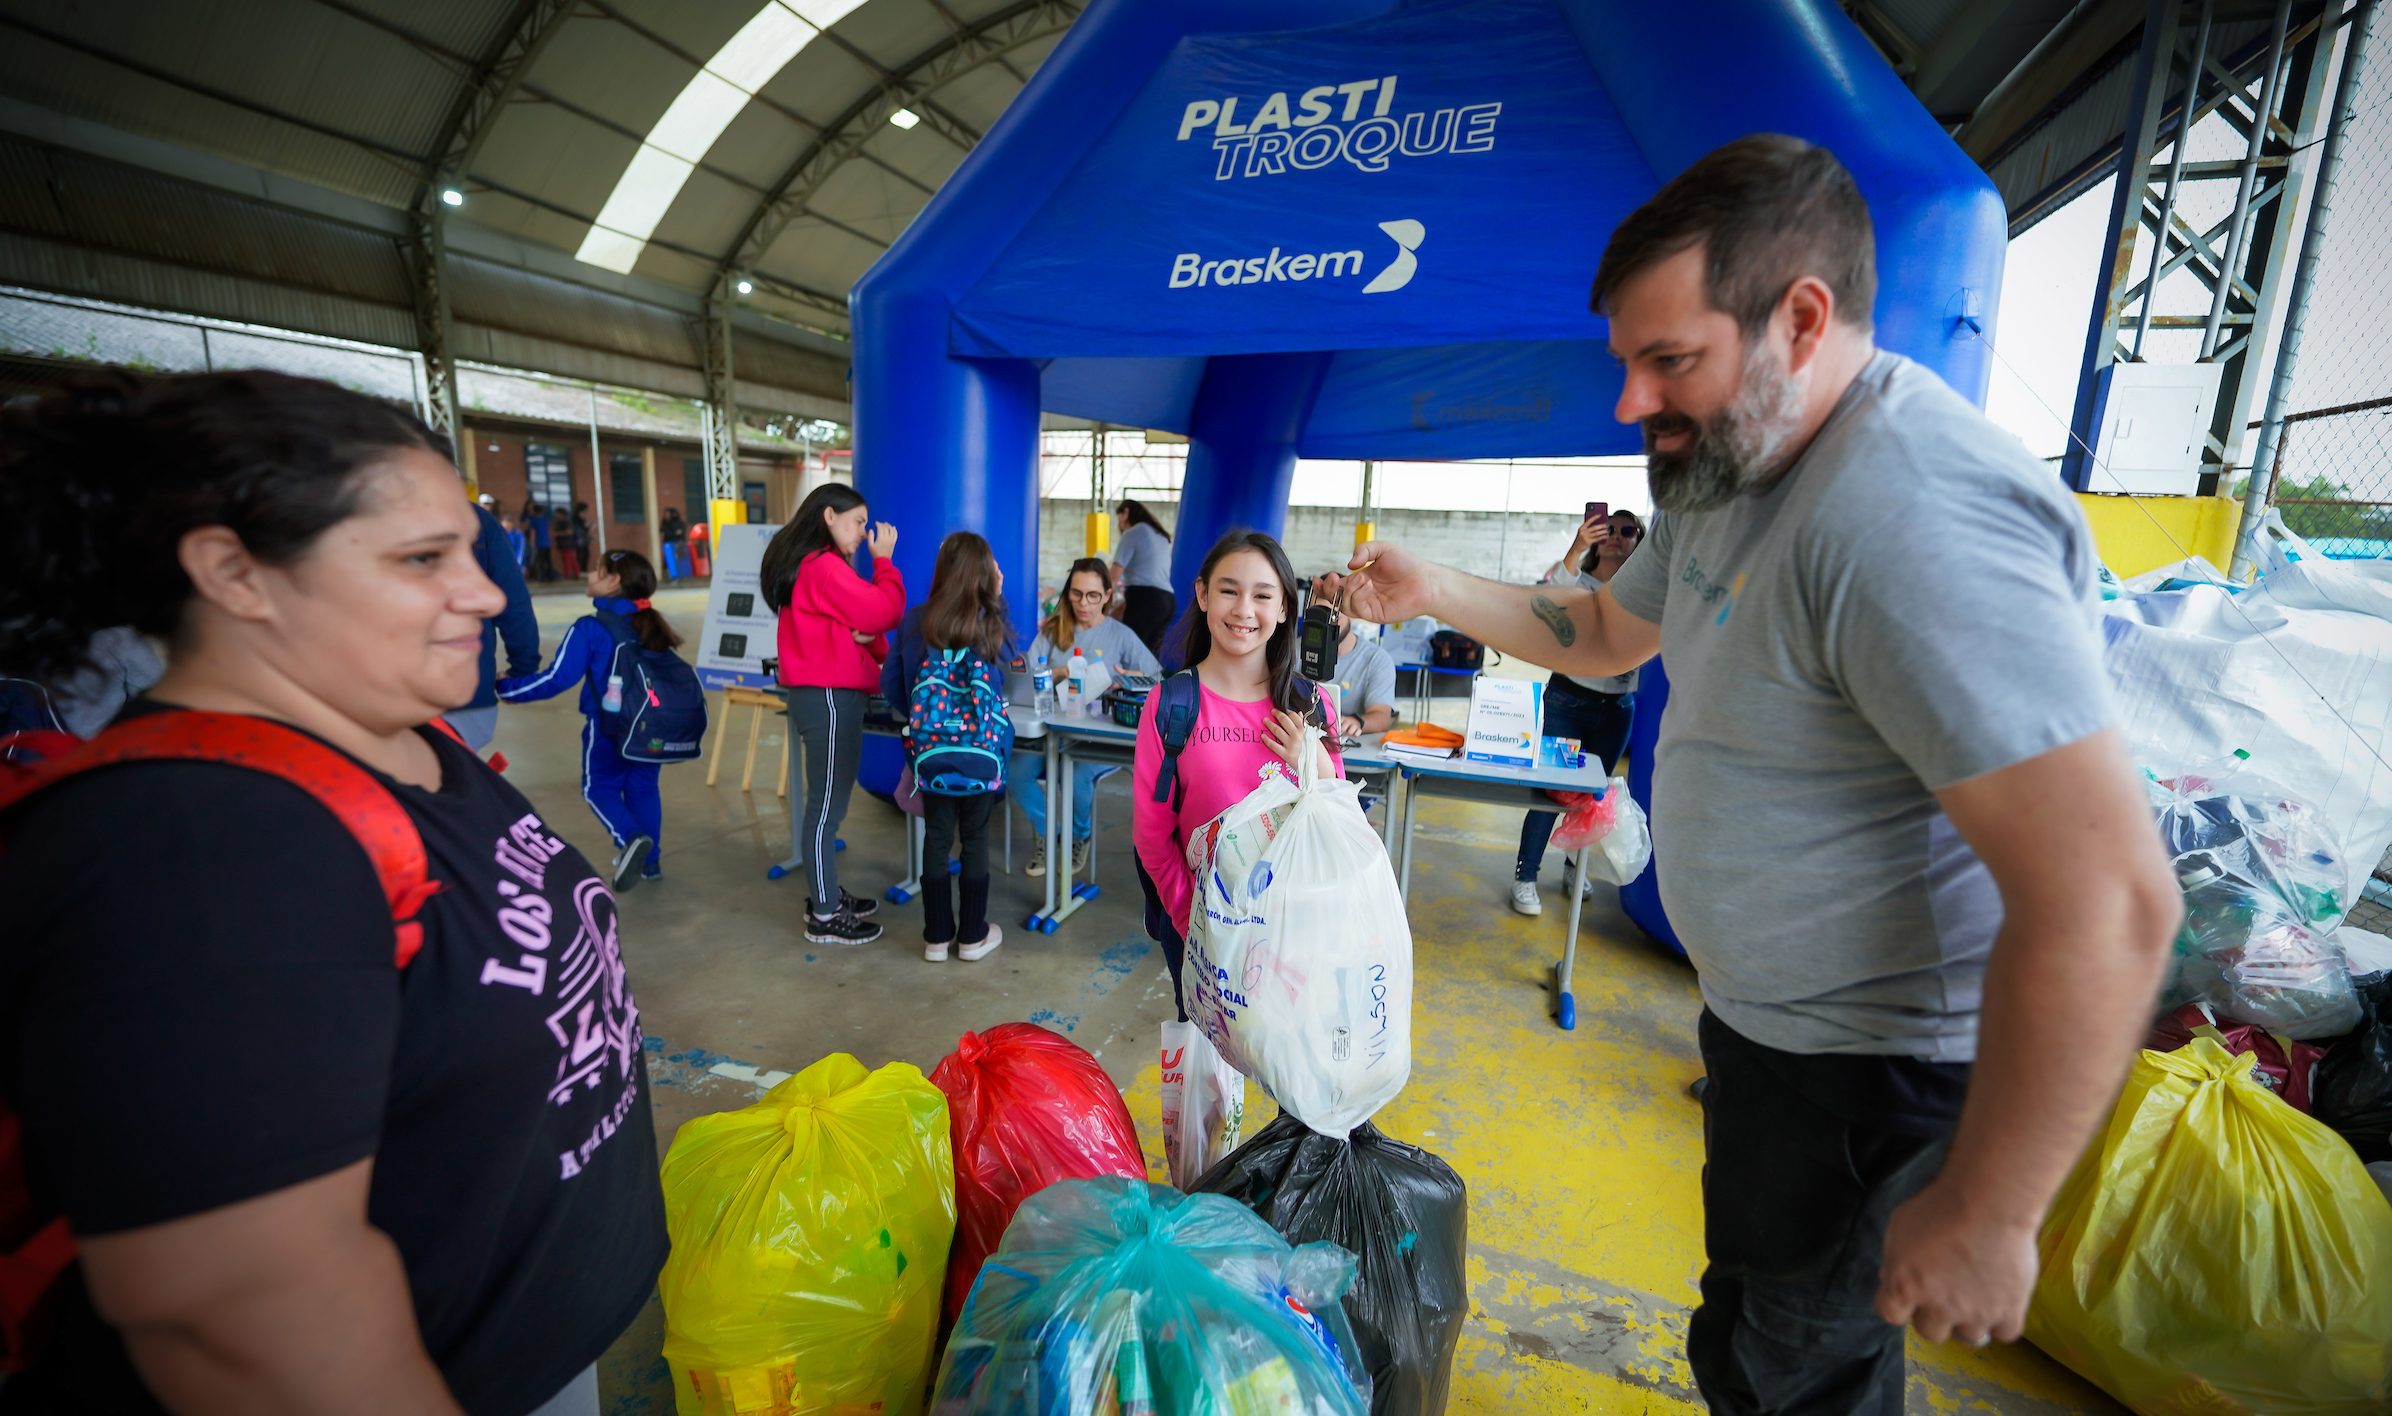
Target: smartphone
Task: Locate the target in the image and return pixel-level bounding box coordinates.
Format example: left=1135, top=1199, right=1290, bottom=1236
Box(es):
left=1585, top=500, right=1608, bottom=523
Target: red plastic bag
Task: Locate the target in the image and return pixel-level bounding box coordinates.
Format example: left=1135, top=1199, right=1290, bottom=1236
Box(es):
left=928, top=1023, right=1145, bottom=1324
left=1545, top=789, right=1615, bottom=854
left=2145, top=1002, right=2326, bottom=1113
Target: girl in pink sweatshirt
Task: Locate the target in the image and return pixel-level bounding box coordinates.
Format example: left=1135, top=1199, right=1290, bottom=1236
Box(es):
left=1132, top=531, right=1341, bottom=1019
left=761, top=483, right=906, bottom=945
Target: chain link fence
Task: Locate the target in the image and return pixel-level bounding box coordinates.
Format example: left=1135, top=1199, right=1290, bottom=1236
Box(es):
left=2255, top=33, right=2392, bottom=928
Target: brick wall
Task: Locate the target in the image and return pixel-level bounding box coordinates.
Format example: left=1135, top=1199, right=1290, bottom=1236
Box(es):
left=461, top=424, right=670, bottom=559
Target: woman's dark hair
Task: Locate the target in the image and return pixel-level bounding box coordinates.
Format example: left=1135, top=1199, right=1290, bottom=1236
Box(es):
left=0, top=369, right=442, bottom=682
left=1116, top=498, right=1170, bottom=541
left=1582, top=507, right=1646, bottom=576
left=597, top=548, right=681, bottom=652
left=761, top=482, right=866, bottom=611
left=1038, top=557, right=1113, bottom=656
left=920, top=531, right=1012, bottom=663
left=1176, top=531, right=1315, bottom=718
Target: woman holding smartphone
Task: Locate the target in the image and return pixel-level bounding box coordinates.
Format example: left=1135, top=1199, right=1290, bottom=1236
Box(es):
left=1514, top=505, right=1645, bottom=916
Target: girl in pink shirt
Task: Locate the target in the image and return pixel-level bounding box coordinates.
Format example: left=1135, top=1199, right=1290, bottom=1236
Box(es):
left=1132, top=532, right=1341, bottom=1019
left=761, top=483, right=905, bottom=945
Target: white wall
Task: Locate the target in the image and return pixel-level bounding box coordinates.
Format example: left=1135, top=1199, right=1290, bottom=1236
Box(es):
left=1036, top=500, right=1596, bottom=601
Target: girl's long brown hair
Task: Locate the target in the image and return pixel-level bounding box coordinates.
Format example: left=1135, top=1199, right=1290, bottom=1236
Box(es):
left=920, top=530, right=1012, bottom=662
left=599, top=549, right=681, bottom=651
left=1038, top=557, right=1112, bottom=657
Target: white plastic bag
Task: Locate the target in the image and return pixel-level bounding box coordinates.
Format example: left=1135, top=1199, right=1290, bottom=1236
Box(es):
left=1157, top=1020, right=1243, bottom=1191
left=1182, top=728, right=1413, bottom=1137
left=1581, top=775, right=1651, bottom=886
left=2101, top=511, right=2392, bottom=924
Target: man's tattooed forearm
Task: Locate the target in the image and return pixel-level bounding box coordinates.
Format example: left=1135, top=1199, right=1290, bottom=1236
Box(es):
left=1530, top=594, right=1576, bottom=647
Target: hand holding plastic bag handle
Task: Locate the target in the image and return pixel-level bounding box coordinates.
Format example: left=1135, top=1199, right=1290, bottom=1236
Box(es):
left=1263, top=710, right=1333, bottom=780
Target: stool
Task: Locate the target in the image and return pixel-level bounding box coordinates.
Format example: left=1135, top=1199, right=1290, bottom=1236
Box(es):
left=707, top=686, right=790, bottom=795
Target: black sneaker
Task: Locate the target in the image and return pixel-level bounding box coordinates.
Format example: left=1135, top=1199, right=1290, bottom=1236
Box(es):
left=611, top=835, right=654, bottom=893
left=805, top=909, right=883, bottom=946
left=839, top=889, right=880, bottom=920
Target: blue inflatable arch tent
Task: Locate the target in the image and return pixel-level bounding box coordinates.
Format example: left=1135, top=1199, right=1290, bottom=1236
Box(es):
left=850, top=0, right=2006, bottom=951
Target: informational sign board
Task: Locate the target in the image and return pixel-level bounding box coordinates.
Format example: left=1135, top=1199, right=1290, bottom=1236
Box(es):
left=1463, top=676, right=1542, bottom=768
left=694, top=522, right=782, bottom=691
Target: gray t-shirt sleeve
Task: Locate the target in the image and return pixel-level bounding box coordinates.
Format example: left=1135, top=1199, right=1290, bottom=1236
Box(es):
left=1815, top=482, right=2116, bottom=791
left=1353, top=640, right=1397, bottom=710
left=1603, top=513, right=1671, bottom=624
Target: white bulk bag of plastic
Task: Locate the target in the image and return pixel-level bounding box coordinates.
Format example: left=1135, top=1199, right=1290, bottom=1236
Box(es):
left=1181, top=727, right=1412, bottom=1137
left=2101, top=512, right=2392, bottom=924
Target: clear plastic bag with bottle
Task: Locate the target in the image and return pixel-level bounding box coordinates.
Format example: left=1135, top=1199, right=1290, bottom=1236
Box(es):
left=2148, top=750, right=2360, bottom=1039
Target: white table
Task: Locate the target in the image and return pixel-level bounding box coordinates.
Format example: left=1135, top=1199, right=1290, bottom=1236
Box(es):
left=1024, top=711, right=1402, bottom=935
left=1390, top=750, right=1612, bottom=1030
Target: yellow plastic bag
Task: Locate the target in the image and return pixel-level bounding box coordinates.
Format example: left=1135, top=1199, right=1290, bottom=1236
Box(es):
left=2028, top=1035, right=2392, bottom=1414
left=659, top=1054, right=956, bottom=1416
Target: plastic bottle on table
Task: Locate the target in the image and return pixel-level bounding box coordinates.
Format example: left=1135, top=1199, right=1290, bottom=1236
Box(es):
left=1068, top=647, right=1089, bottom=715
left=1033, top=654, right=1056, bottom=717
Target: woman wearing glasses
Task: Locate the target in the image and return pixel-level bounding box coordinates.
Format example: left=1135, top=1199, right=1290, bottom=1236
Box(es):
left=1018, top=558, right=1160, bottom=877
left=1512, top=507, right=1646, bottom=916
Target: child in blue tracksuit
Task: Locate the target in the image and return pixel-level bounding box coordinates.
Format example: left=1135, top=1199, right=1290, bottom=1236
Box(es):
left=499, top=548, right=677, bottom=891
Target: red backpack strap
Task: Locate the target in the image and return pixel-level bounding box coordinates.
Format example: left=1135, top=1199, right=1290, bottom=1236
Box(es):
left=1, top=712, right=440, bottom=969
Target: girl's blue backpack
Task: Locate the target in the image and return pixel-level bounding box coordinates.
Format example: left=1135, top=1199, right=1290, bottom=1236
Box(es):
left=592, top=610, right=709, bottom=763
left=907, top=647, right=1011, bottom=795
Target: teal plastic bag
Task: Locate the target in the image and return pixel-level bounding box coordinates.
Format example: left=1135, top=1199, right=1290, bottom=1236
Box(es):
left=933, top=1177, right=1371, bottom=1415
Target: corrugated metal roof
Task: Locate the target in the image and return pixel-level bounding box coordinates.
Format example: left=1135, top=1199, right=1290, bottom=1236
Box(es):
left=0, top=135, right=415, bottom=304
left=448, top=251, right=698, bottom=366
left=0, top=231, right=420, bottom=347
left=0, top=20, right=421, bottom=206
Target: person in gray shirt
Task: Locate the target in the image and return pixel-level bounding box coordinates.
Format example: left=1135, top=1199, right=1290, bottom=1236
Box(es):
left=1329, top=136, right=2178, bottom=1414
left=1110, top=499, right=1177, bottom=654
left=1018, top=558, right=1161, bottom=876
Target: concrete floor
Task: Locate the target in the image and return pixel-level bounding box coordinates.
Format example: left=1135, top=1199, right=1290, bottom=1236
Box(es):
left=501, top=589, right=2121, bottom=1415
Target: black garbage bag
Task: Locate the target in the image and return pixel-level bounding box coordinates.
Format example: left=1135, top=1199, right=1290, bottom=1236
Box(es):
left=2314, top=971, right=2392, bottom=1163
left=1194, top=1113, right=1467, bottom=1416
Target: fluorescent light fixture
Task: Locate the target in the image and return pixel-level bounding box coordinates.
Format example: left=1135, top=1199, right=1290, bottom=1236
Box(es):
left=440, top=186, right=465, bottom=207
left=574, top=0, right=872, bottom=274
left=888, top=107, right=920, bottom=130
left=736, top=278, right=754, bottom=295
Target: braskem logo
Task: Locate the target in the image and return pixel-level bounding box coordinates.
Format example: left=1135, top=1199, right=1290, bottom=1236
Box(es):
left=1167, top=220, right=1422, bottom=293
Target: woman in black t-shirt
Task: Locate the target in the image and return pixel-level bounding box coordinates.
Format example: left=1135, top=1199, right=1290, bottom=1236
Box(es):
left=0, top=371, right=666, bottom=1416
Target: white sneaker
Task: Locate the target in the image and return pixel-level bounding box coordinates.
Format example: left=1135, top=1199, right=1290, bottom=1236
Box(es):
left=1510, top=880, right=1542, bottom=916
left=923, top=937, right=951, bottom=962
left=958, top=923, right=1004, bottom=962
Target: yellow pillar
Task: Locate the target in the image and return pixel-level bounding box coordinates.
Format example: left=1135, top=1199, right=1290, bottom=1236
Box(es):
left=1085, top=511, right=1112, bottom=557
left=710, top=497, right=748, bottom=528
left=458, top=423, right=480, bottom=499
left=1353, top=519, right=1377, bottom=548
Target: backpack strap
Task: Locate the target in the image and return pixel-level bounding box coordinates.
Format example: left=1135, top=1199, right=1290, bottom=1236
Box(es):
left=1149, top=670, right=1199, bottom=810
left=0, top=711, right=442, bottom=969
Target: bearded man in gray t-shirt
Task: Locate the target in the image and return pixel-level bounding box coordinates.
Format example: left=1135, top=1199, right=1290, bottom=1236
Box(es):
left=1329, top=135, right=2179, bottom=1414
